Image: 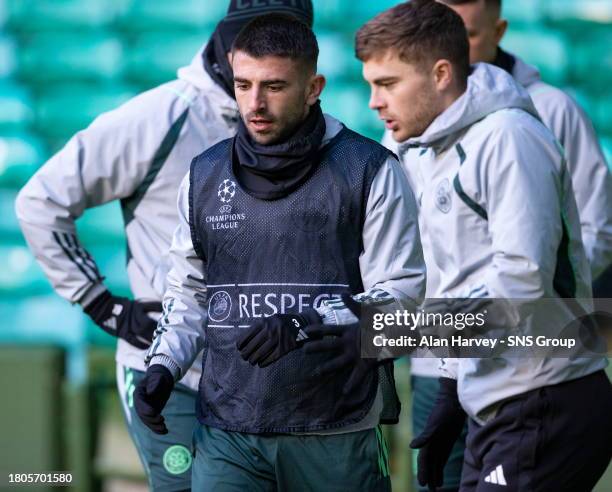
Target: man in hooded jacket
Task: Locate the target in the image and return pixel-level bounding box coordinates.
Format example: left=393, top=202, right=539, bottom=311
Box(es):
left=358, top=1, right=612, bottom=491
left=436, top=0, right=612, bottom=299
left=384, top=0, right=612, bottom=288
left=15, top=2, right=314, bottom=490
left=384, top=0, right=612, bottom=289
left=380, top=1, right=612, bottom=489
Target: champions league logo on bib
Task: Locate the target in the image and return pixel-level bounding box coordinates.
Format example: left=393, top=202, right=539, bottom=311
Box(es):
left=206, top=179, right=246, bottom=230
left=218, top=179, right=236, bottom=203
left=208, top=291, right=232, bottom=322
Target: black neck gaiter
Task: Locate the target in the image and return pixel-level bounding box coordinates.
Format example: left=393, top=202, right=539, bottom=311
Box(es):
left=492, top=47, right=516, bottom=75
left=232, top=102, right=326, bottom=200
left=202, top=25, right=235, bottom=99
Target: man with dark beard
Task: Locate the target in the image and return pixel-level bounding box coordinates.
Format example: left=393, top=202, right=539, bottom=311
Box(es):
left=136, top=13, right=425, bottom=490
left=16, top=2, right=314, bottom=490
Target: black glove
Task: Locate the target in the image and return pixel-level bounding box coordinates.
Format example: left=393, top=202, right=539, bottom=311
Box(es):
left=133, top=364, right=175, bottom=435
left=236, top=309, right=322, bottom=367
left=303, top=295, right=379, bottom=395
left=83, top=290, right=161, bottom=349
left=409, top=377, right=466, bottom=492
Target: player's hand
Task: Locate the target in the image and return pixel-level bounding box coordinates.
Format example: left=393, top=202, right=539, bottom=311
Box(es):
left=134, top=365, right=175, bottom=434
left=302, top=321, right=379, bottom=393
left=409, top=377, right=466, bottom=491
left=236, top=309, right=321, bottom=367
left=83, top=290, right=161, bottom=349
left=303, top=294, right=379, bottom=394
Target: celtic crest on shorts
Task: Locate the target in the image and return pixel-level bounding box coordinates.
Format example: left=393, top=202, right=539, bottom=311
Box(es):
left=163, top=445, right=192, bottom=475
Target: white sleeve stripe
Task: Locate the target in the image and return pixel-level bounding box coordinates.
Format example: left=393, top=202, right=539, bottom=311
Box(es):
left=66, top=233, right=103, bottom=281
left=147, top=298, right=174, bottom=361
left=53, top=231, right=102, bottom=283
left=52, top=231, right=99, bottom=283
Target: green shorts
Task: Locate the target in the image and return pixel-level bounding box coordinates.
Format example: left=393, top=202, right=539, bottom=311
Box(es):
left=411, top=375, right=467, bottom=492
left=117, top=364, right=198, bottom=492
left=192, top=424, right=392, bottom=491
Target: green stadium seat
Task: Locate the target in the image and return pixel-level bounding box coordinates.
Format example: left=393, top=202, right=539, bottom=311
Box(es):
left=35, top=84, right=136, bottom=146
left=0, top=83, right=34, bottom=129
left=312, top=0, right=346, bottom=29
left=502, top=0, right=544, bottom=25
left=119, top=0, right=224, bottom=32
left=570, top=31, right=612, bottom=91
left=0, top=35, right=16, bottom=79
left=0, top=190, right=21, bottom=240
left=124, top=32, right=210, bottom=86
left=314, top=0, right=401, bottom=30
left=320, top=84, right=383, bottom=139
left=501, top=27, right=569, bottom=85
left=543, top=0, right=612, bottom=26
left=593, top=95, right=612, bottom=136
left=542, top=0, right=611, bottom=47
left=6, top=0, right=122, bottom=31
left=0, top=131, right=46, bottom=188
left=350, top=0, right=404, bottom=20
left=317, top=31, right=360, bottom=82
left=77, top=201, right=126, bottom=246
left=18, top=33, right=124, bottom=84
left=0, top=243, right=52, bottom=297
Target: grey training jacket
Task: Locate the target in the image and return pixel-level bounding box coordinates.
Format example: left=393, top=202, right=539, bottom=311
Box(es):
left=511, top=55, right=612, bottom=281
left=384, top=56, right=612, bottom=379
left=16, top=46, right=239, bottom=390
left=398, top=64, right=606, bottom=422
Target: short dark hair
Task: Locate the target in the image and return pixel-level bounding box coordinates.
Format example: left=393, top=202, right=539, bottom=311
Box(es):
left=232, top=13, right=318, bottom=72
left=355, top=0, right=470, bottom=83
left=441, top=0, right=502, bottom=17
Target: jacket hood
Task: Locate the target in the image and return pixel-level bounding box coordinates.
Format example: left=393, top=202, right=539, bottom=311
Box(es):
left=511, top=55, right=542, bottom=88
left=177, top=42, right=236, bottom=109
left=404, top=63, right=538, bottom=149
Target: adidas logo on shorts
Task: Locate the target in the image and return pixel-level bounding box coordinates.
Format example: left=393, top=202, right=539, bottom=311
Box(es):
left=484, top=464, right=507, bottom=486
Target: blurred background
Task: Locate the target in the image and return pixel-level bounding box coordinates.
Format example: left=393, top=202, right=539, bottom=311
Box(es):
left=0, top=0, right=610, bottom=491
